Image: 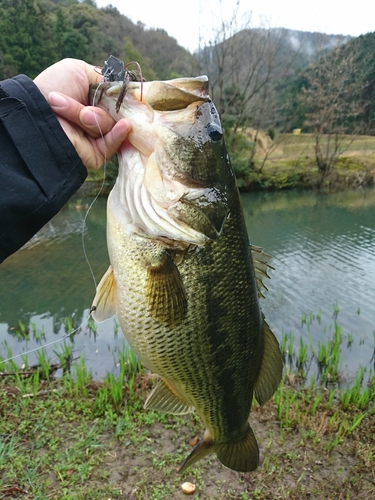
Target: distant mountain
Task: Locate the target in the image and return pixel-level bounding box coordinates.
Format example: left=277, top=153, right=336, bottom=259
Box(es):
left=276, top=28, right=351, bottom=56
left=1, top=0, right=373, bottom=136
left=276, top=29, right=375, bottom=133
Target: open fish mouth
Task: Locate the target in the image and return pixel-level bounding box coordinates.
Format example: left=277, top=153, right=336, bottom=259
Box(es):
left=90, top=75, right=231, bottom=246
left=91, top=75, right=211, bottom=112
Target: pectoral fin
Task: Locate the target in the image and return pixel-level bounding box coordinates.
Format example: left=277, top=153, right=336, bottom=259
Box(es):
left=254, top=319, right=283, bottom=405
left=144, top=377, right=193, bottom=414
left=91, top=265, right=117, bottom=322
left=146, top=250, right=187, bottom=327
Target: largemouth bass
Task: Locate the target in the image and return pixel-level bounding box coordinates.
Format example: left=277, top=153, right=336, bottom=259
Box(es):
left=90, top=73, right=283, bottom=473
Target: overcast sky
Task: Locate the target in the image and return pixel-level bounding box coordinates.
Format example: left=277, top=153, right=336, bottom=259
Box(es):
left=95, top=0, right=375, bottom=53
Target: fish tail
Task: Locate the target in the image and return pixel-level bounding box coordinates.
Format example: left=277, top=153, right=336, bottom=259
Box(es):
left=216, top=424, right=259, bottom=472
left=177, top=424, right=259, bottom=473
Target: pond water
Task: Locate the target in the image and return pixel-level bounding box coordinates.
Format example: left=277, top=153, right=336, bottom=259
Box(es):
left=1, top=188, right=375, bottom=382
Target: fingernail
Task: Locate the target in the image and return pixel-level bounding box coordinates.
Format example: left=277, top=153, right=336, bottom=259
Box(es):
left=48, top=92, right=68, bottom=108
left=81, top=109, right=98, bottom=127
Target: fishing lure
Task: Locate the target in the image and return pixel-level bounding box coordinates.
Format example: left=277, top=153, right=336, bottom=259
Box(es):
left=100, top=55, right=144, bottom=113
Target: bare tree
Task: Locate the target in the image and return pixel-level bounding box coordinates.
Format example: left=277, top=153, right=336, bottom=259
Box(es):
left=198, top=3, right=302, bottom=180
left=299, top=40, right=366, bottom=188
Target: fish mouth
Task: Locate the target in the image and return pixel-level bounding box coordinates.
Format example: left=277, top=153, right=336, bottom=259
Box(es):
left=90, top=77, right=211, bottom=112
left=91, top=75, right=231, bottom=245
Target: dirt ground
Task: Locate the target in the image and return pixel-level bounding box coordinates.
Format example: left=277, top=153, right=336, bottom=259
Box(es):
left=81, top=401, right=375, bottom=499
left=1, top=375, right=374, bottom=499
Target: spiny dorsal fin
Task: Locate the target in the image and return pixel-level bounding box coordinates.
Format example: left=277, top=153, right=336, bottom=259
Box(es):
left=144, top=377, right=194, bottom=414
left=250, top=245, right=274, bottom=299
left=146, top=251, right=187, bottom=327
left=91, top=265, right=117, bottom=322
left=254, top=319, right=283, bottom=405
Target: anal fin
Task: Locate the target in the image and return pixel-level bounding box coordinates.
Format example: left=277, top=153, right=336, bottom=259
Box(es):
left=91, top=265, right=117, bottom=322
left=254, top=319, right=283, bottom=405
left=144, top=377, right=193, bottom=414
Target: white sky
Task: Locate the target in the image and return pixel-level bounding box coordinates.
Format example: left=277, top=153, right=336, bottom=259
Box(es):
left=95, top=0, right=375, bottom=53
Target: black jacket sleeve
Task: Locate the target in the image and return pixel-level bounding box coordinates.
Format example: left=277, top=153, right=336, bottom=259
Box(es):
left=0, top=75, right=87, bottom=263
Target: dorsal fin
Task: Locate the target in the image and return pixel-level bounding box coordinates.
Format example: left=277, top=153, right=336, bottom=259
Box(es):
left=250, top=245, right=274, bottom=299
left=254, top=319, right=283, bottom=405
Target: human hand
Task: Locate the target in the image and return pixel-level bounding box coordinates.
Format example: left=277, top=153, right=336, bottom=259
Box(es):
left=34, top=58, right=131, bottom=169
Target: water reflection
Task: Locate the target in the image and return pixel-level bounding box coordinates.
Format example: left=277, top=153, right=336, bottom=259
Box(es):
left=1, top=189, right=375, bottom=380
left=242, top=189, right=375, bottom=381
left=0, top=198, right=118, bottom=378
left=0, top=200, right=108, bottom=331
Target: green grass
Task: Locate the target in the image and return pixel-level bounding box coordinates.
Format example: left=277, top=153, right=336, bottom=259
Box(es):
left=0, top=314, right=374, bottom=499
left=234, top=132, right=375, bottom=190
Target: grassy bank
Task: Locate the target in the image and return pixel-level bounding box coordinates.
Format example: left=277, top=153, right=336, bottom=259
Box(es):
left=1, top=321, right=374, bottom=499
left=81, top=133, right=375, bottom=196
left=231, top=132, right=375, bottom=191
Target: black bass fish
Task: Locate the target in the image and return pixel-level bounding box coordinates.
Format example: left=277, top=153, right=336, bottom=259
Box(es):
left=90, top=73, right=282, bottom=473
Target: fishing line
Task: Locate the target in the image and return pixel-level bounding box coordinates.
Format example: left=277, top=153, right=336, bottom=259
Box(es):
left=0, top=316, right=90, bottom=365
left=0, top=84, right=109, bottom=367
left=80, top=82, right=109, bottom=291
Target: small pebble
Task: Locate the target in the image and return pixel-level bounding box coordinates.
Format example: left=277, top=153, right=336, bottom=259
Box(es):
left=181, top=482, right=196, bottom=495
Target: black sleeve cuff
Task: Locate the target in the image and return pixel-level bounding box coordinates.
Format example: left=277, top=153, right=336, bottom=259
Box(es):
left=0, top=75, right=88, bottom=263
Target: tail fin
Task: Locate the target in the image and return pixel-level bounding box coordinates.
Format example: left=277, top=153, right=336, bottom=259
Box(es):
left=216, top=424, right=259, bottom=472
left=178, top=424, right=259, bottom=473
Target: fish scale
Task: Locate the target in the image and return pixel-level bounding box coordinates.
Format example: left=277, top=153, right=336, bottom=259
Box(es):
left=106, top=183, right=263, bottom=454
left=91, top=72, right=283, bottom=472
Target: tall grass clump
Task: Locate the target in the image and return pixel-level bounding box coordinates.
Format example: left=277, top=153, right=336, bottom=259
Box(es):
left=93, top=342, right=142, bottom=417
left=275, top=305, right=374, bottom=450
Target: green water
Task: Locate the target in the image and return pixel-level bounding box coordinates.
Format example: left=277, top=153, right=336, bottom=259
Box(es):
left=1, top=189, right=375, bottom=380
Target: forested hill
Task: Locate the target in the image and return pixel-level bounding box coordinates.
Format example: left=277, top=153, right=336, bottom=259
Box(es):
left=2, top=0, right=375, bottom=139
left=0, top=0, right=199, bottom=80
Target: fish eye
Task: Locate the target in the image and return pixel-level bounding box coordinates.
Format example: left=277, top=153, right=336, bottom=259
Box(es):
left=206, top=123, right=223, bottom=143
